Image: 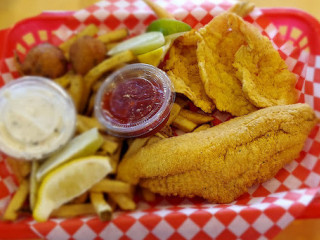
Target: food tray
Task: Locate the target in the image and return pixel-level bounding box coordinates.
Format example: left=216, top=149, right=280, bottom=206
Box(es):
left=1, top=0, right=320, bottom=239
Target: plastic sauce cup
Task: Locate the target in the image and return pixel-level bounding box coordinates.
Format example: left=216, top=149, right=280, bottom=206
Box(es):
left=95, top=63, right=175, bottom=138
left=0, top=76, right=76, bottom=160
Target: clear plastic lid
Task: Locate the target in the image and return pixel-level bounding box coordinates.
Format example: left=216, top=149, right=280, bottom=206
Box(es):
left=95, top=63, right=175, bottom=138
left=0, top=76, right=76, bottom=160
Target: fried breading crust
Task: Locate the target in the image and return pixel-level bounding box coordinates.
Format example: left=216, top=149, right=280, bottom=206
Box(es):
left=117, top=104, right=317, bottom=203
left=197, top=13, right=258, bottom=116
left=163, top=30, right=215, bottom=113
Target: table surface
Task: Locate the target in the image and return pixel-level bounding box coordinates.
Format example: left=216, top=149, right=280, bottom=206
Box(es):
left=0, top=0, right=319, bottom=239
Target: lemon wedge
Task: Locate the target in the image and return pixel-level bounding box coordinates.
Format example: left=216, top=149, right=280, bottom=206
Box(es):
left=33, top=156, right=112, bottom=222
left=36, top=128, right=103, bottom=181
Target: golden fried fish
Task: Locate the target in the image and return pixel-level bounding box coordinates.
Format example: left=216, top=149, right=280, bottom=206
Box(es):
left=117, top=103, right=317, bottom=203
left=163, top=30, right=215, bottom=113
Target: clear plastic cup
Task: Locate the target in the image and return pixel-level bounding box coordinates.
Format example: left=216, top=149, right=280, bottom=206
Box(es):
left=95, top=63, right=175, bottom=138
left=0, top=76, right=76, bottom=160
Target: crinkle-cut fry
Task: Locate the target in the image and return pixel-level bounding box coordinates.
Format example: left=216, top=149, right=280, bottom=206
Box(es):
left=91, top=179, right=132, bottom=194
left=51, top=204, right=95, bottom=218
left=68, top=74, right=84, bottom=112
left=85, top=93, right=96, bottom=116
left=172, top=115, right=197, bottom=132
left=83, top=50, right=135, bottom=105
left=5, top=157, right=31, bottom=183
left=70, top=191, right=88, bottom=204
left=193, top=124, right=211, bottom=132
left=90, top=192, right=112, bottom=221
left=141, top=188, right=156, bottom=202
left=179, top=109, right=214, bottom=124
left=98, top=28, right=128, bottom=44
left=109, top=193, right=136, bottom=210
left=3, top=179, right=29, bottom=221
left=29, top=161, right=39, bottom=211
left=106, top=42, right=119, bottom=51
left=229, top=1, right=255, bottom=17
left=166, top=103, right=181, bottom=126
left=142, top=0, right=175, bottom=19
left=59, top=24, right=99, bottom=53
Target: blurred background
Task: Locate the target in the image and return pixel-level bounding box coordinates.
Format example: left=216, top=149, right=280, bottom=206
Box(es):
left=0, top=0, right=319, bottom=239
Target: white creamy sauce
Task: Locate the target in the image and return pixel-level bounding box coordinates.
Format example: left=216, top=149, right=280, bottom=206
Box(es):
left=0, top=77, right=76, bottom=160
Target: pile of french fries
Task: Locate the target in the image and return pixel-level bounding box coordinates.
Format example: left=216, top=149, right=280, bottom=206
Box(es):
left=3, top=19, right=216, bottom=222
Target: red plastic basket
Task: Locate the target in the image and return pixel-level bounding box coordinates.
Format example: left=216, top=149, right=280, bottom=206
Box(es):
left=0, top=1, right=320, bottom=239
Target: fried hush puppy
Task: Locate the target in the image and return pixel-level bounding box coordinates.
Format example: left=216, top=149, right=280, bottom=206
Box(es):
left=117, top=103, right=317, bottom=203
left=69, top=36, right=106, bottom=75
left=17, top=43, right=67, bottom=78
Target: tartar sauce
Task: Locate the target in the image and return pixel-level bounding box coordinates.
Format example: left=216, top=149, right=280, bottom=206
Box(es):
left=0, top=77, right=76, bottom=160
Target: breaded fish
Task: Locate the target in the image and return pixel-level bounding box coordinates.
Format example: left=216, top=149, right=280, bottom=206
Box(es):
left=163, top=30, right=215, bottom=113
left=197, top=12, right=297, bottom=115
left=117, top=103, right=317, bottom=203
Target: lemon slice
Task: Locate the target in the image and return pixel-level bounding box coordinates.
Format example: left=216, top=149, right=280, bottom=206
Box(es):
left=107, top=32, right=165, bottom=56
left=36, top=128, right=103, bottom=181
left=33, top=156, right=112, bottom=222
left=147, top=19, right=191, bottom=36
left=137, top=32, right=186, bottom=66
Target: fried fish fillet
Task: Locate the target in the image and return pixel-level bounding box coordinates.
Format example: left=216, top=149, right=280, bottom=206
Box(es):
left=163, top=30, right=215, bottom=113
left=117, top=103, right=317, bottom=203
left=197, top=12, right=297, bottom=116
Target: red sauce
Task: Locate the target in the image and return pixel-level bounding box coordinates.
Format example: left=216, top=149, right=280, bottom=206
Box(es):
left=101, top=78, right=168, bottom=136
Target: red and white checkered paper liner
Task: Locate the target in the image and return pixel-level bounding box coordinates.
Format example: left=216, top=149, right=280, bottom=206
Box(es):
left=1, top=0, right=320, bottom=239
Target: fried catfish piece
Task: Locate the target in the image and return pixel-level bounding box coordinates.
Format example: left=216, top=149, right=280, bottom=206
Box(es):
left=197, top=13, right=258, bottom=116
left=163, top=30, right=215, bottom=113
left=117, top=103, right=317, bottom=203
left=233, top=24, right=298, bottom=107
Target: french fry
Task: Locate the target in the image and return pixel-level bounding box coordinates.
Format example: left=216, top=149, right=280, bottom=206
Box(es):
left=172, top=115, right=197, bottom=132
left=51, top=203, right=95, bottom=218
left=53, top=71, right=73, bottom=88
left=77, top=115, right=104, bottom=131
left=68, top=74, right=84, bottom=112
left=175, top=96, right=189, bottom=109
left=106, top=42, right=119, bottom=51
left=98, top=28, right=128, bottom=44
left=70, top=191, right=88, bottom=204
left=166, top=103, right=181, bottom=126
left=147, top=136, right=162, bottom=145
left=76, top=115, right=90, bottom=133
left=85, top=93, right=96, bottom=116
left=141, top=188, right=156, bottom=202
left=83, top=50, right=135, bottom=101
left=92, top=80, right=103, bottom=93
left=142, top=0, right=175, bottom=19
left=125, top=137, right=150, bottom=158
left=29, top=161, right=39, bottom=210
left=109, top=193, right=136, bottom=210
left=101, top=135, right=120, bottom=155
left=179, top=109, right=214, bottom=124
left=109, top=145, right=122, bottom=174
left=59, top=24, right=99, bottom=54
left=90, top=192, right=112, bottom=221
left=3, top=179, right=29, bottom=221
left=91, top=179, right=132, bottom=194
left=193, top=124, right=211, bottom=132
left=5, top=157, right=31, bottom=183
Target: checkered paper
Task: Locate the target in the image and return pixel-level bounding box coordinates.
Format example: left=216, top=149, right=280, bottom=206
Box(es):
left=1, top=0, right=320, bottom=239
